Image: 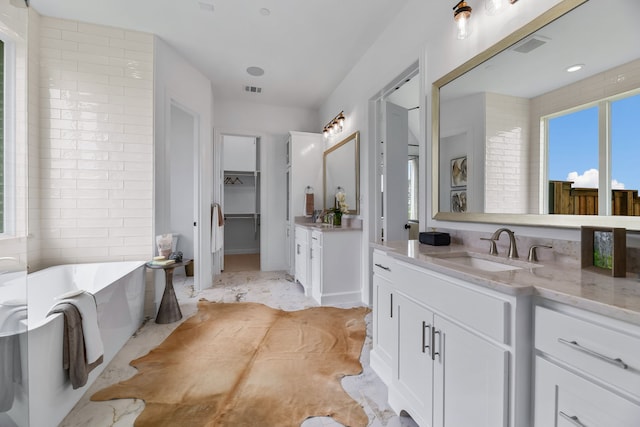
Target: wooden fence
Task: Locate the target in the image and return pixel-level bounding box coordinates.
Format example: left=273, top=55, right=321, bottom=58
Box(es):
left=549, top=180, right=640, bottom=215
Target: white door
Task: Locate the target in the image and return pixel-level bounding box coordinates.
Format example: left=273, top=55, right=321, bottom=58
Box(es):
left=169, top=103, right=198, bottom=282
left=310, top=233, right=322, bottom=302
left=373, top=274, right=396, bottom=367
left=434, top=316, right=509, bottom=427
left=395, top=294, right=434, bottom=427
left=383, top=101, right=409, bottom=242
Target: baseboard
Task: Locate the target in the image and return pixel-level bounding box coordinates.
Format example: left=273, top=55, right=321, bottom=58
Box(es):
left=318, top=290, right=362, bottom=306
left=370, top=350, right=392, bottom=386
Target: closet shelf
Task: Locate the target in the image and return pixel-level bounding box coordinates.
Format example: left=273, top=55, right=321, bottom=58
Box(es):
left=225, top=213, right=261, bottom=219
left=224, top=171, right=259, bottom=176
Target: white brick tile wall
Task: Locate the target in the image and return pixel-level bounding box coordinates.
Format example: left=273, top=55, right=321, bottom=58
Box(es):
left=39, top=17, right=154, bottom=267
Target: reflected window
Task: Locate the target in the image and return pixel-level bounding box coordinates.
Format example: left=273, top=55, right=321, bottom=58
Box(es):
left=546, top=91, right=640, bottom=216
left=407, top=157, right=418, bottom=221
left=612, top=93, right=640, bottom=215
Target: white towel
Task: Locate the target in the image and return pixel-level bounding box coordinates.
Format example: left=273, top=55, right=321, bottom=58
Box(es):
left=211, top=204, right=224, bottom=253
left=52, top=292, right=103, bottom=365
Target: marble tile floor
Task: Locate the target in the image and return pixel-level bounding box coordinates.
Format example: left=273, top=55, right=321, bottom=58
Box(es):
left=60, top=270, right=419, bottom=427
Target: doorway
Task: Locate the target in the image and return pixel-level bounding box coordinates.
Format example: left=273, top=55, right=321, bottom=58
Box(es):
left=221, top=134, right=261, bottom=272
left=375, top=62, right=421, bottom=242
left=169, top=104, right=196, bottom=261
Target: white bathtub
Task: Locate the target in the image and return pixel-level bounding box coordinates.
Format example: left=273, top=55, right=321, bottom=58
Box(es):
left=1, top=261, right=146, bottom=427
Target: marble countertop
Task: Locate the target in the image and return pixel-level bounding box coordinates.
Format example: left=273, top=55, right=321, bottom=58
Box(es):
left=295, top=218, right=362, bottom=232
left=372, top=240, right=640, bottom=326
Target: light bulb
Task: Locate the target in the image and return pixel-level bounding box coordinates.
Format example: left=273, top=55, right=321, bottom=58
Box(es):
left=456, top=15, right=472, bottom=39
left=485, top=0, right=506, bottom=15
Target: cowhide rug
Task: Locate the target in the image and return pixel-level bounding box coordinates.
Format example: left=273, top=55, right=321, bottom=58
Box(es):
left=92, top=300, right=370, bottom=427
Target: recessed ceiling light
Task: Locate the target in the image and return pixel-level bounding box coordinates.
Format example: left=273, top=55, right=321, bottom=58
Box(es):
left=246, top=66, right=265, bottom=77
left=260, top=8, right=271, bottom=16
left=566, top=64, right=584, bottom=73
left=199, top=2, right=214, bottom=12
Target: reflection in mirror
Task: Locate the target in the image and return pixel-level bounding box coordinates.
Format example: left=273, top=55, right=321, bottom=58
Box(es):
left=433, top=0, right=640, bottom=229
left=382, top=70, right=420, bottom=240
left=324, top=131, right=360, bottom=214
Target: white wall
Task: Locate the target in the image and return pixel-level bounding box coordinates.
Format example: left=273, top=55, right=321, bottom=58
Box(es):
left=154, top=37, right=214, bottom=291
left=212, top=98, right=318, bottom=272
left=36, top=16, right=154, bottom=267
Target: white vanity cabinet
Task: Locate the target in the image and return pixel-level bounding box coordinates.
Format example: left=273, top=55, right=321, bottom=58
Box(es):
left=371, top=250, right=529, bottom=427
left=294, top=225, right=311, bottom=295
left=371, top=250, right=397, bottom=385
left=534, top=304, right=640, bottom=427
left=308, top=228, right=361, bottom=305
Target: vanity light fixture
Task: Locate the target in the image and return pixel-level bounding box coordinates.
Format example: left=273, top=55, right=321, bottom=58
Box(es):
left=453, top=1, right=473, bottom=39
left=323, top=111, right=346, bottom=138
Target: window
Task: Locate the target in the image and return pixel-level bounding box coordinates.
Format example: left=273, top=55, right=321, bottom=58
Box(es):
left=546, top=91, right=640, bottom=216
left=407, top=157, right=418, bottom=221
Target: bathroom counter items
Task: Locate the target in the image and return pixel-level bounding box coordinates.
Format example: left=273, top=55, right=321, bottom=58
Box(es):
left=371, top=240, right=640, bottom=326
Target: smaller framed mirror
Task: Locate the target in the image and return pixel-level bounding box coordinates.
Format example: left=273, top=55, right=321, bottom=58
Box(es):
left=324, top=131, right=360, bottom=214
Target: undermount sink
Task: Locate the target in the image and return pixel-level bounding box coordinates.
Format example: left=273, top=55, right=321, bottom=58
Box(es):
left=431, top=252, right=540, bottom=272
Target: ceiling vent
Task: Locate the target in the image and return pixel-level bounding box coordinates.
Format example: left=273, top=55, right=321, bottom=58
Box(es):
left=512, top=35, right=550, bottom=54
left=244, top=86, right=263, bottom=94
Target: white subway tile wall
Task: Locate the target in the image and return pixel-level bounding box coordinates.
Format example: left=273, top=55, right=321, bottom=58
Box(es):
left=484, top=93, right=530, bottom=214
left=27, top=10, right=42, bottom=270
left=39, top=17, right=154, bottom=266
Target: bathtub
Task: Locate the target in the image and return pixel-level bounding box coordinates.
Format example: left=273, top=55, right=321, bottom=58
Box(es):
left=1, top=261, right=146, bottom=427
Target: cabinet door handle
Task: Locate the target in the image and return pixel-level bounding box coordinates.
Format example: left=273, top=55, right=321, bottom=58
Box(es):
left=559, top=411, right=586, bottom=427
left=296, top=244, right=300, bottom=255
left=390, top=294, right=393, bottom=318
left=422, top=321, right=431, bottom=354
left=374, top=263, right=391, bottom=272
left=558, top=338, right=628, bottom=370
left=431, top=328, right=441, bottom=361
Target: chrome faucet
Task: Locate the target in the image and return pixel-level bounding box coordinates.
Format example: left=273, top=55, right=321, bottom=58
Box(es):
left=490, top=228, right=519, bottom=259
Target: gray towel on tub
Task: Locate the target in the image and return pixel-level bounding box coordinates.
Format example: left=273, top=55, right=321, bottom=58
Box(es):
left=48, top=303, right=103, bottom=389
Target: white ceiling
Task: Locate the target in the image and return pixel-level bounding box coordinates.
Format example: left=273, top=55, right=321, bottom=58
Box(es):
left=29, top=0, right=409, bottom=109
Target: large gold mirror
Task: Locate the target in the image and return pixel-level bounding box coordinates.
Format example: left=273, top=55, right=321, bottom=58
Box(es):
left=324, top=131, right=360, bottom=214
left=432, top=0, right=640, bottom=230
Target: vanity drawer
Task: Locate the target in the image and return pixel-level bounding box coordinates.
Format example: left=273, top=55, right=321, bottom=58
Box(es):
left=534, top=356, right=640, bottom=427
left=535, top=305, right=640, bottom=399
left=373, top=250, right=395, bottom=280
left=395, top=260, right=510, bottom=344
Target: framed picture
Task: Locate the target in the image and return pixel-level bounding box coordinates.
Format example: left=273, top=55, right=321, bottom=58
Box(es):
left=581, top=226, right=626, bottom=277
left=451, top=156, right=467, bottom=187
left=451, top=190, right=467, bottom=213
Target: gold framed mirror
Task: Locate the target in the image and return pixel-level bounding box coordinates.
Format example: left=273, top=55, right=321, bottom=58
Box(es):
left=324, top=131, right=360, bottom=214
left=432, top=0, right=640, bottom=230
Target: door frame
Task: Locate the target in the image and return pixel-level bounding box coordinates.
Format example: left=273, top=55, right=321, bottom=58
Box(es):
left=372, top=61, right=420, bottom=243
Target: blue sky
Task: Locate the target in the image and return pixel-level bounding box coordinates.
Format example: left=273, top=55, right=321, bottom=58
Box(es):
left=548, top=93, right=640, bottom=191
